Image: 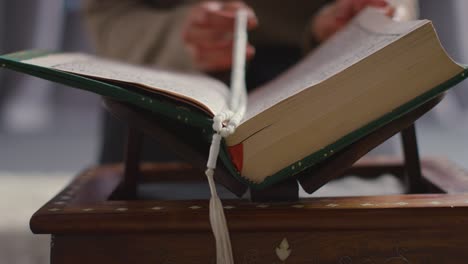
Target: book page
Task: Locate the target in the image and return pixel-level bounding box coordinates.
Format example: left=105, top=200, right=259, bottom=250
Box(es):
left=23, top=53, right=230, bottom=115
left=244, top=8, right=427, bottom=121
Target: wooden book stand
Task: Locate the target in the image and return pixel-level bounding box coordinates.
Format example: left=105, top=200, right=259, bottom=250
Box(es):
left=31, top=94, right=468, bottom=263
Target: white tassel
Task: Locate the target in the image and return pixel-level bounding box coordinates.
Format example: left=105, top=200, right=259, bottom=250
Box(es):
left=204, top=10, right=249, bottom=264
left=205, top=168, right=234, bottom=264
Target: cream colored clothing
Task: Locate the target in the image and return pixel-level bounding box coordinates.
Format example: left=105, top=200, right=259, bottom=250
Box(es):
left=83, top=0, right=331, bottom=71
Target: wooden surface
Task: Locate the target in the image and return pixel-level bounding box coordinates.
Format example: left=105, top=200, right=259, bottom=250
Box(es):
left=250, top=178, right=299, bottom=202
left=51, top=229, right=468, bottom=264
left=401, top=124, right=425, bottom=193
left=121, top=126, right=142, bottom=199
left=30, top=159, right=468, bottom=263
left=31, top=159, right=468, bottom=234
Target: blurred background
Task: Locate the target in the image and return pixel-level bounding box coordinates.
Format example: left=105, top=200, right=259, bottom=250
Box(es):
left=0, top=0, right=468, bottom=263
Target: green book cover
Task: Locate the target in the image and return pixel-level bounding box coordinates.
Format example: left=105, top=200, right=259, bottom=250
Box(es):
left=1, top=50, right=467, bottom=190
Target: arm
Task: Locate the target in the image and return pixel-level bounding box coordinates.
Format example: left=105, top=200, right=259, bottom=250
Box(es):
left=82, top=0, right=196, bottom=71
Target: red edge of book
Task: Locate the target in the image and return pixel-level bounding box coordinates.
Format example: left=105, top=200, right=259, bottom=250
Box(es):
left=227, top=143, right=243, bottom=172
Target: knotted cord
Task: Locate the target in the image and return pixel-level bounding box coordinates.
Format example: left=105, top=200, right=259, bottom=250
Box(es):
left=205, top=10, right=248, bottom=264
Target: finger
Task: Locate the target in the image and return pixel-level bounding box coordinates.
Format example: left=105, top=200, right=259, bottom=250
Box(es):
left=384, top=5, right=395, bottom=17
left=197, top=1, right=258, bottom=30
left=184, top=25, right=233, bottom=49
left=336, top=0, right=390, bottom=22
left=321, top=19, right=348, bottom=41
left=353, top=0, right=389, bottom=13
left=222, top=1, right=258, bottom=28
left=335, top=0, right=356, bottom=22
left=196, top=44, right=255, bottom=72
left=199, top=50, right=255, bottom=72
left=190, top=1, right=222, bottom=24
left=197, top=44, right=255, bottom=66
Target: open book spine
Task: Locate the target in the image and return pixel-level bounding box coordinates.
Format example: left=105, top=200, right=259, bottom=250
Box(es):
left=222, top=66, right=468, bottom=190
left=0, top=50, right=213, bottom=129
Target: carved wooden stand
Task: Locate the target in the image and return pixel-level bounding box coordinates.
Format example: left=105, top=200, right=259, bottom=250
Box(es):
left=31, top=94, right=468, bottom=263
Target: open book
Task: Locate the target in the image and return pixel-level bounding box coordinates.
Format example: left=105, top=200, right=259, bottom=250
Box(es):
left=1, top=9, right=467, bottom=189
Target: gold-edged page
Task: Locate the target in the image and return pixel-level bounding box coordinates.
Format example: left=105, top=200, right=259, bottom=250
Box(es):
left=22, top=53, right=230, bottom=116
left=242, top=8, right=428, bottom=124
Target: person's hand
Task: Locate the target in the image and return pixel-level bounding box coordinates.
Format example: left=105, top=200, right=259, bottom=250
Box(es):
left=312, top=0, right=395, bottom=42
left=182, top=1, right=258, bottom=72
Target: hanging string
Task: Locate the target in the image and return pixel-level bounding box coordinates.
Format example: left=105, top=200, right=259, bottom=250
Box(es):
left=205, top=9, right=249, bottom=264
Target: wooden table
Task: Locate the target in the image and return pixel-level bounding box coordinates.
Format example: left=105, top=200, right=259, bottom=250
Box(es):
left=31, top=158, right=468, bottom=263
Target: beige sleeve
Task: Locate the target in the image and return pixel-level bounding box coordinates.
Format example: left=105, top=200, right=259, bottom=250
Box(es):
left=82, top=0, right=197, bottom=72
